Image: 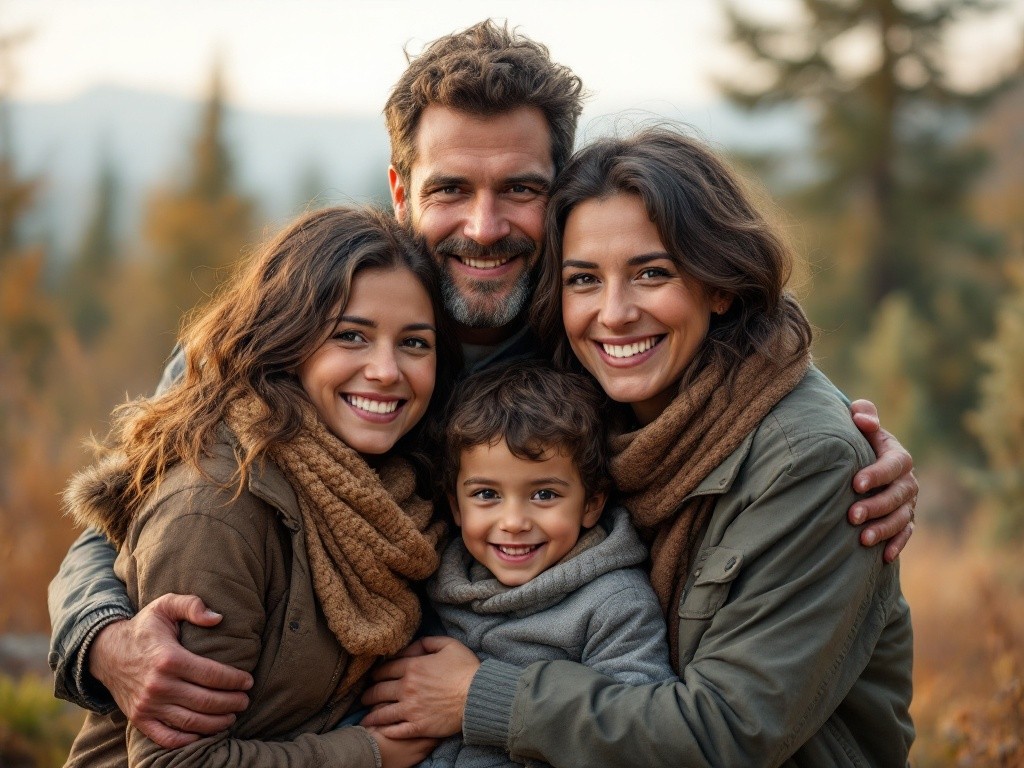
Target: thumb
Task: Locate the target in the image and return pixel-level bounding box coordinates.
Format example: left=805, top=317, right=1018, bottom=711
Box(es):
left=152, top=593, right=223, bottom=627
left=418, top=635, right=458, bottom=654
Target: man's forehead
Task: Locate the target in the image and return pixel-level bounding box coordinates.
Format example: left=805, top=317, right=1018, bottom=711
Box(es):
left=409, top=105, right=555, bottom=185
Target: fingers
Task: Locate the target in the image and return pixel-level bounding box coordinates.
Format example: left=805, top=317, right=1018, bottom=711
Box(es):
left=149, top=593, right=223, bottom=628
left=361, top=680, right=403, bottom=708
left=882, top=520, right=915, bottom=564
left=144, top=703, right=237, bottom=737
left=849, top=398, right=879, bottom=423
left=360, top=701, right=405, bottom=728
left=859, top=501, right=914, bottom=547
left=850, top=472, right=918, bottom=525
left=135, top=717, right=202, bottom=750
left=391, top=638, right=428, bottom=659
left=416, top=635, right=458, bottom=653
left=174, top=650, right=254, bottom=693
left=853, top=438, right=913, bottom=494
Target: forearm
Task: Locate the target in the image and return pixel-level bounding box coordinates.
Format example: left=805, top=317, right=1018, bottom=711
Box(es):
left=48, top=527, right=134, bottom=711
left=465, top=444, right=891, bottom=766
left=126, top=723, right=381, bottom=768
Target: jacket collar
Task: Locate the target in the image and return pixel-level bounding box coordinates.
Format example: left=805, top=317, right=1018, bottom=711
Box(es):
left=684, top=429, right=757, bottom=503
left=212, top=428, right=301, bottom=531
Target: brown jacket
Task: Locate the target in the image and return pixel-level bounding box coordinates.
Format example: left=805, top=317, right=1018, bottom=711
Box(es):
left=64, top=436, right=381, bottom=767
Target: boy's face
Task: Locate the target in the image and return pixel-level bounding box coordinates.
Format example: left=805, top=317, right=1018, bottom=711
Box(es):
left=449, top=439, right=606, bottom=587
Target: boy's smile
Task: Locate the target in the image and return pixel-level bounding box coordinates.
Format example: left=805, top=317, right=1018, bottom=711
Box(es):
left=449, top=439, right=605, bottom=587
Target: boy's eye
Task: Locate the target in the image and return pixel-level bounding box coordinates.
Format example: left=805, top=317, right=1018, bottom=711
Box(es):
left=532, top=489, right=560, bottom=501
left=470, top=488, right=499, bottom=501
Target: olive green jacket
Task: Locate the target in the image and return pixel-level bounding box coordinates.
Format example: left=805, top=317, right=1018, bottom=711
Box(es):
left=64, top=437, right=380, bottom=767
left=464, top=367, right=914, bottom=767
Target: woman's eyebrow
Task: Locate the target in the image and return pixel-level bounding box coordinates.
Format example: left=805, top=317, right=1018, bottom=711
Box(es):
left=561, top=252, right=672, bottom=269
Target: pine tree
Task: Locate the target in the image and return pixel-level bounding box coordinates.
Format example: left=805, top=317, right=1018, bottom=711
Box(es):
left=144, top=61, right=258, bottom=335
left=64, top=148, right=119, bottom=346
left=967, top=258, right=1024, bottom=541
left=720, top=0, right=1011, bottom=455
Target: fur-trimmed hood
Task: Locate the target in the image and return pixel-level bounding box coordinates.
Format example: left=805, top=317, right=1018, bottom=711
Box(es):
left=62, top=452, right=138, bottom=548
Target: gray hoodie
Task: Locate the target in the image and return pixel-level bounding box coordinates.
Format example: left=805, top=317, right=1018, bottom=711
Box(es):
left=420, top=506, right=676, bottom=768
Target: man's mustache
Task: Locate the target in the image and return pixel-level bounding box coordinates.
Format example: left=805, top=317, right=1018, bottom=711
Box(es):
left=433, top=235, right=536, bottom=262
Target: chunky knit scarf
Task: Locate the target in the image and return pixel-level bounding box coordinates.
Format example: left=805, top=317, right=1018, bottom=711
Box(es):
left=226, top=396, right=444, bottom=694
left=608, top=326, right=810, bottom=665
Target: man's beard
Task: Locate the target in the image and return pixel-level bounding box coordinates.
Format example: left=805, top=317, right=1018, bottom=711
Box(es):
left=433, top=235, right=537, bottom=330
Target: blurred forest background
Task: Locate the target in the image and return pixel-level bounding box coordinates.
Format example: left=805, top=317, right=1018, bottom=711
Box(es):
left=1, top=1, right=1023, bottom=766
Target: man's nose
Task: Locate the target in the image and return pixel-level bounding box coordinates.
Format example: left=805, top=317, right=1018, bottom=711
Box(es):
left=464, top=193, right=512, bottom=247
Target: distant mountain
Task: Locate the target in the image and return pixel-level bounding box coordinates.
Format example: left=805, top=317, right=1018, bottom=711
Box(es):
left=10, top=85, right=810, bottom=258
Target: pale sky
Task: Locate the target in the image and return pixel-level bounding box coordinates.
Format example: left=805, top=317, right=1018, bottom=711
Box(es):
left=4, top=0, right=1022, bottom=117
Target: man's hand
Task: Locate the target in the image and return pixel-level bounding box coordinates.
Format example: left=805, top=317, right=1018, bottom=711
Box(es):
left=360, top=636, right=480, bottom=739
left=365, top=727, right=438, bottom=768
left=89, top=593, right=253, bottom=748
left=849, top=400, right=918, bottom=563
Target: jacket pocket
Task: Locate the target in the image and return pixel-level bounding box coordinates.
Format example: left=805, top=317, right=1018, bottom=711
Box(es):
left=677, top=546, right=743, bottom=666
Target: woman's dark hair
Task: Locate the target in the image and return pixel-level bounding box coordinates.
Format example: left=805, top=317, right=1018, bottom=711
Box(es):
left=531, top=128, right=811, bottom=392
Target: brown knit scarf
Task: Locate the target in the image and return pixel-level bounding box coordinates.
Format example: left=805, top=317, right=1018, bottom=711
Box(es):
left=226, top=396, right=444, bottom=696
left=608, top=326, right=810, bottom=666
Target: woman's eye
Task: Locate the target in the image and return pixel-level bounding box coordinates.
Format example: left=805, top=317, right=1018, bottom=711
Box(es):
left=639, top=267, right=671, bottom=280
left=333, top=330, right=364, bottom=343
left=563, top=273, right=597, bottom=287
left=402, top=336, right=433, bottom=350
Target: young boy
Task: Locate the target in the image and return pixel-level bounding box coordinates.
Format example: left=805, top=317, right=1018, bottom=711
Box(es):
left=421, top=361, right=676, bottom=768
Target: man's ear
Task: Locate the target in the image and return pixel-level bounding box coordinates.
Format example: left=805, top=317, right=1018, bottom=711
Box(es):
left=447, top=493, right=462, bottom=526
left=389, top=166, right=408, bottom=223
left=581, top=491, right=606, bottom=529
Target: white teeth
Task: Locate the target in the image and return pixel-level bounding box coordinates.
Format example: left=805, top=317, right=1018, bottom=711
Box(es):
left=462, top=256, right=511, bottom=269
left=602, top=337, right=658, bottom=358
left=346, top=395, right=400, bottom=414
left=496, top=544, right=539, bottom=556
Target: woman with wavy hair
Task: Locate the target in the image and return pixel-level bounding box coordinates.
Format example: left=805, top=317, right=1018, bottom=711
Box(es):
left=63, top=206, right=458, bottom=768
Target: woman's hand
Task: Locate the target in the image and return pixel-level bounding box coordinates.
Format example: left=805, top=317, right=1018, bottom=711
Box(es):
left=848, top=399, right=918, bottom=563
left=360, top=636, right=480, bottom=739
left=365, top=727, right=437, bottom=768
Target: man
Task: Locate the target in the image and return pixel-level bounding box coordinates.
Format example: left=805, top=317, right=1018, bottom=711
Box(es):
left=48, top=20, right=917, bottom=750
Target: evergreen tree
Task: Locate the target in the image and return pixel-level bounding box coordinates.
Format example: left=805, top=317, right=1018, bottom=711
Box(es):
left=64, top=148, right=119, bottom=346
left=967, top=259, right=1024, bottom=541
left=720, top=0, right=1011, bottom=455
left=144, top=60, right=258, bottom=335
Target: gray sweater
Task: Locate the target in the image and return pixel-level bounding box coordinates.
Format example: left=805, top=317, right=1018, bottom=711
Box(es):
left=420, top=506, right=676, bottom=768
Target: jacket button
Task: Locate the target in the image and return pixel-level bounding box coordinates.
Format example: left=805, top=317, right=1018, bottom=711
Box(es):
left=725, top=557, right=737, bottom=571
left=694, top=569, right=702, bottom=579
left=289, top=620, right=300, bottom=631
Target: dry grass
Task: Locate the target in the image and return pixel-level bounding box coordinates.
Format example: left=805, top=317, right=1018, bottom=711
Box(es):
left=904, top=524, right=1024, bottom=766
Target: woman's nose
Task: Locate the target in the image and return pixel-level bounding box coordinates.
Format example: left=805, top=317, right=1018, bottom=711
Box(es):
left=598, top=283, right=642, bottom=329
left=364, top=345, right=401, bottom=385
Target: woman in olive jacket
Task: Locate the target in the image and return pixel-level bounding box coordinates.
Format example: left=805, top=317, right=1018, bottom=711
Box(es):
left=365, top=131, right=914, bottom=767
